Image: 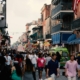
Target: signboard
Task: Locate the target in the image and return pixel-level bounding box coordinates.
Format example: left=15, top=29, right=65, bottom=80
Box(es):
left=26, top=41, right=33, bottom=52
left=26, top=43, right=33, bottom=49
left=17, top=44, right=25, bottom=52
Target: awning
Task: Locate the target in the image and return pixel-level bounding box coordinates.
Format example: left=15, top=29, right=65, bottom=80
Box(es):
left=30, top=32, right=37, bottom=38
left=52, top=32, right=73, bottom=44
left=52, top=33, right=60, bottom=44
left=67, top=34, right=76, bottom=44
left=69, top=38, right=80, bottom=44
left=61, top=33, right=72, bottom=44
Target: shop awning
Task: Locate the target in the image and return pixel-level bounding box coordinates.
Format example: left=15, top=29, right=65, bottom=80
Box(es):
left=67, top=34, right=76, bottom=44
left=61, top=33, right=72, bottom=44
left=52, top=33, right=60, bottom=44
left=30, top=32, right=37, bottom=38
left=52, top=32, right=73, bottom=44
left=69, top=38, right=80, bottom=44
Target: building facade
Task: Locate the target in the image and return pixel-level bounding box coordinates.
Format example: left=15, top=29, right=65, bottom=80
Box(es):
left=0, top=0, right=10, bottom=46
left=51, top=0, right=74, bottom=48
left=68, top=0, right=80, bottom=52
left=41, top=4, right=51, bottom=39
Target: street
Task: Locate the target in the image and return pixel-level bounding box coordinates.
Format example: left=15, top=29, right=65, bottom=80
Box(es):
left=36, top=69, right=67, bottom=80
left=0, top=0, right=80, bottom=80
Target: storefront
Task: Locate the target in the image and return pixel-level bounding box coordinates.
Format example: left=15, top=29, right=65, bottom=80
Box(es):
left=52, top=32, right=72, bottom=45
left=67, top=30, right=80, bottom=53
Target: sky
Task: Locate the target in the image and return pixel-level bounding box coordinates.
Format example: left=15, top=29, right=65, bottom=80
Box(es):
left=6, top=0, right=51, bottom=45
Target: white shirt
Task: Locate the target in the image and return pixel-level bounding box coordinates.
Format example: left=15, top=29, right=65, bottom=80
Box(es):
left=45, top=56, right=51, bottom=65
left=28, top=54, right=33, bottom=60
left=4, top=56, right=11, bottom=65
left=31, top=54, right=38, bottom=64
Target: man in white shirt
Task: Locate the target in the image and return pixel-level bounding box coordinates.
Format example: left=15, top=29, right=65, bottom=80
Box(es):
left=28, top=53, right=33, bottom=60
left=4, top=53, right=11, bottom=66
left=31, top=53, right=38, bottom=68
left=31, top=52, right=38, bottom=80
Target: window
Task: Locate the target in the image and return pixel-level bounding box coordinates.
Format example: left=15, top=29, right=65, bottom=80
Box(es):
left=41, top=14, right=43, bottom=21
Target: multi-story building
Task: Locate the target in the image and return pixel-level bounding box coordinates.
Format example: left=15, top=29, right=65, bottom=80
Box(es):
left=0, top=0, right=10, bottom=45
left=41, top=4, right=51, bottom=40
left=51, top=0, right=74, bottom=49
left=27, top=19, right=43, bottom=48
left=45, top=14, right=51, bottom=40
left=0, top=0, right=6, bottom=33
left=68, top=0, right=80, bottom=52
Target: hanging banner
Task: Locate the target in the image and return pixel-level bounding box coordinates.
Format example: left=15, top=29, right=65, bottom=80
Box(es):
left=26, top=41, right=33, bottom=52
left=44, top=41, right=50, bottom=47
left=17, top=44, right=25, bottom=52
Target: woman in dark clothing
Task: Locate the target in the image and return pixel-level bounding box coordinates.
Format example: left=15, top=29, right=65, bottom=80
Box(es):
left=0, top=55, right=6, bottom=78
left=0, top=65, right=12, bottom=80
left=56, top=52, right=61, bottom=68
left=76, top=54, right=80, bottom=78
left=11, top=62, right=22, bottom=80
left=23, top=58, right=34, bottom=80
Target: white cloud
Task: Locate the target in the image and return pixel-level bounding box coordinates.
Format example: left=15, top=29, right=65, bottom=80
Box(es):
left=7, top=0, right=51, bottom=44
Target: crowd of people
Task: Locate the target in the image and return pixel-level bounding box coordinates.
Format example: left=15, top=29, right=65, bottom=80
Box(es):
left=0, top=48, right=80, bottom=80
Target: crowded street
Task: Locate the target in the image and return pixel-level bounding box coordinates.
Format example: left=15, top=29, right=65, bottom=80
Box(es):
left=0, top=0, right=80, bottom=80
left=36, top=69, right=67, bottom=80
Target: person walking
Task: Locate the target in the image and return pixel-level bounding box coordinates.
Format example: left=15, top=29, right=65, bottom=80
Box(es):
left=31, top=52, right=38, bottom=80
left=76, top=53, right=80, bottom=78
left=65, top=54, right=78, bottom=80
left=4, top=53, right=12, bottom=66
left=46, top=53, right=59, bottom=80
left=23, top=58, right=34, bottom=80
left=31, top=52, right=38, bottom=69
left=37, top=53, right=45, bottom=80
left=11, top=61, right=22, bottom=80
left=15, top=52, right=23, bottom=68
left=56, top=52, right=61, bottom=68
left=45, top=54, right=51, bottom=73
left=28, top=53, right=33, bottom=60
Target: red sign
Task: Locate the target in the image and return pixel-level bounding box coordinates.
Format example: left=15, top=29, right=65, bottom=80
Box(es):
left=73, top=0, right=80, bottom=14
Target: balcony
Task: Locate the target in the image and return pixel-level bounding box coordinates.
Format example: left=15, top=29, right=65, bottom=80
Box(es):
left=32, top=27, right=38, bottom=30
left=51, top=24, right=61, bottom=33
left=30, top=32, right=37, bottom=40
left=37, top=35, right=43, bottom=40
left=71, top=18, right=80, bottom=30
left=51, top=2, right=73, bottom=19
left=46, top=34, right=51, bottom=39
left=51, top=23, right=71, bottom=33
left=52, top=0, right=72, bottom=5
left=52, top=0, right=60, bottom=5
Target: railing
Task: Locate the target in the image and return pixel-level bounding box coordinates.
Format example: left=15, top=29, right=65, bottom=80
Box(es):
left=52, top=0, right=60, bottom=5
left=71, top=18, right=80, bottom=30
left=51, top=2, right=72, bottom=17
left=51, top=23, right=62, bottom=33
left=37, top=35, right=43, bottom=40
left=51, top=23, right=71, bottom=33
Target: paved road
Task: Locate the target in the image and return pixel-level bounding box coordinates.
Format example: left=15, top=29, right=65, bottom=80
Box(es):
left=22, top=69, right=79, bottom=80
left=36, top=69, right=67, bottom=80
